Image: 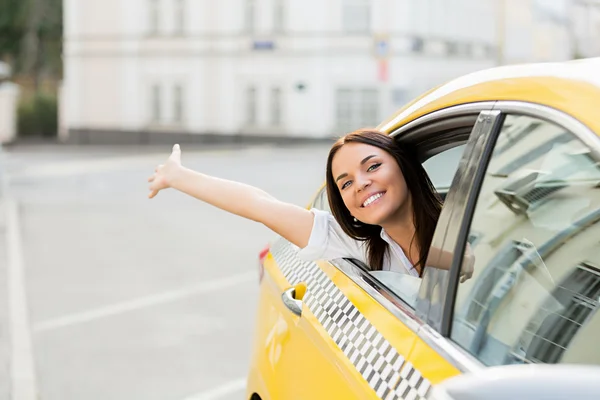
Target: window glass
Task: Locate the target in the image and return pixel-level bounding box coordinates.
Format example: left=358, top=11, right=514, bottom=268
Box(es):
left=342, top=0, right=370, bottom=33
left=246, top=86, right=257, bottom=125
left=175, top=0, right=185, bottom=34
left=273, top=0, right=284, bottom=32
left=423, top=144, right=467, bottom=191
left=151, top=84, right=161, bottom=122
left=246, top=0, right=256, bottom=32
left=271, top=87, right=282, bottom=126
left=173, top=84, right=183, bottom=123
left=149, top=0, right=160, bottom=34
left=451, top=114, right=600, bottom=367
left=335, top=88, right=379, bottom=132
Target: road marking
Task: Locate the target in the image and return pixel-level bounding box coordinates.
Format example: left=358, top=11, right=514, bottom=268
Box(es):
left=33, top=272, right=256, bottom=333
left=6, top=199, right=39, bottom=400
left=180, top=379, right=246, bottom=400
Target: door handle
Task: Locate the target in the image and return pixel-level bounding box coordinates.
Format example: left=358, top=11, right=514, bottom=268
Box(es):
left=281, top=287, right=303, bottom=317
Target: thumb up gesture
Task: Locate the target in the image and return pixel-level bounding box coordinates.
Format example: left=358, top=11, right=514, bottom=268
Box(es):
left=148, top=144, right=182, bottom=199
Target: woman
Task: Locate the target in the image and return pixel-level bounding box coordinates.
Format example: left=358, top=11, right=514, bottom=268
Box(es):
left=148, top=129, right=470, bottom=279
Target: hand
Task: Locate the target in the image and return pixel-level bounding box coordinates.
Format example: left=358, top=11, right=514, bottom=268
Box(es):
left=460, top=243, right=475, bottom=283
left=148, top=144, right=183, bottom=199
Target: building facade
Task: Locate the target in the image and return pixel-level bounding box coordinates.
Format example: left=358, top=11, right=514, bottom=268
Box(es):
left=60, top=0, right=574, bottom=143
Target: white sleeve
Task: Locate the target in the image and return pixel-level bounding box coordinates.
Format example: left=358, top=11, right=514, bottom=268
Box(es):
left=296, top=208, right=366, bottom=263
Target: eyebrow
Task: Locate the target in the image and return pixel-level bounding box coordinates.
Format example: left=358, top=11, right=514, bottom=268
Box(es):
left=360, top=155, right=377, bottom=165
left=335, top=155, right=378, bottom=183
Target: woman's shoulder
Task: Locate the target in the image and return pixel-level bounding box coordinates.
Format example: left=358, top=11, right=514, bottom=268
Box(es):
left=297, top=208, right=368, bottom=262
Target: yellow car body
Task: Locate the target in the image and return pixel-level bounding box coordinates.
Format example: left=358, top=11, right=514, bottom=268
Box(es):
left=246, top=58, right=600, bottom=400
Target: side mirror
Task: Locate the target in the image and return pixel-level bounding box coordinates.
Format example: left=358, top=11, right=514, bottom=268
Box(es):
left=429, top=364, right=600, bottom=400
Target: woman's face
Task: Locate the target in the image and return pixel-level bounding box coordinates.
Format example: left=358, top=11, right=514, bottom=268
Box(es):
left=331, top=142, right=410, bottom=226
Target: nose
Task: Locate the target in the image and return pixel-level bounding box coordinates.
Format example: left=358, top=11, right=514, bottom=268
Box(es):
left=355, top=175, right=371, bottom=192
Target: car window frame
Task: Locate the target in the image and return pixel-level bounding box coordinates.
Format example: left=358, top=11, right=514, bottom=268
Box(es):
left=426, top=101, right=600, bottom=372
left=308, top=103, right=497, bottom=339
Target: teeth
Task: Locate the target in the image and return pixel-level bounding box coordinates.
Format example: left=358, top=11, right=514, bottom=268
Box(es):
left=363, top=193, right=383, bottom=207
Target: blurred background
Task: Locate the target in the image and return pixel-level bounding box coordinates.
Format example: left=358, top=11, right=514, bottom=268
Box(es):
left=0, top=1, right=599, bottom=399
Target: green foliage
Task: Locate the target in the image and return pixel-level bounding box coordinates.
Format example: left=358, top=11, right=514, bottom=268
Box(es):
left=17, top=93, right=57, bottom=137
left=0, top=0, right=28, bottom=67
left=0, top=0, right=63, bottom=78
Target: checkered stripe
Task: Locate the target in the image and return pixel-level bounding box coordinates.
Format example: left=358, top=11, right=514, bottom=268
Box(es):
left=271, top=238, right=432, bottom=400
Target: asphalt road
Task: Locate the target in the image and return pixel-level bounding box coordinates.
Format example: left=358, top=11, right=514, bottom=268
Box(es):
left=0, top=142, right=331, bottom=400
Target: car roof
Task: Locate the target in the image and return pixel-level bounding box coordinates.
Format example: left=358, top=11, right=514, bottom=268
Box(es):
left=378, top=57, right=600, bottom=136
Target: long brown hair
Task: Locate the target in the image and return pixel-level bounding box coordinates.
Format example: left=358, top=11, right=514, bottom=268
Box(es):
left=325, top=129, right=442, bottom=276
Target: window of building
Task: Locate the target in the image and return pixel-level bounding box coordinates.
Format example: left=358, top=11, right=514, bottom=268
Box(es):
left=411, top=37, right=424, bottom=53
left=149, top=0, right=160, bottom=34
left=246, top=0, right=256, bottom=32
left=336, top=88, right=354, bottom=132
left=175, top=0, right=185, bottom=35
left=271, top=87, right=282, bottom=126
left=446, top=41, right=459, bottom=56
left=246, top=86, right=257, bottom=125
left=450, top=114, right=600, bottom=368
left=392, top=88, right=410, bottom=107
left=273, top=0, right=284, bottom=33
left=336, top=88, right=379, bottom=132
left=151, top=84, right=161, bottom=122
left=173, top=84, right=184, bottom=123
left=342, top=0, right=370, bottom=33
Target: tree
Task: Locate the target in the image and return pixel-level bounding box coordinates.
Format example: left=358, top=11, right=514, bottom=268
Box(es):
left=0, top=0, right=62, bottom=90
left=0, top=0, right=28, bottom=69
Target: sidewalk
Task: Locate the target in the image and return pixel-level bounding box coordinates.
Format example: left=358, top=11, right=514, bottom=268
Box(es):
left=2, top=133, right=336, bottom=158
left=4, top=130, right=337, bottom=149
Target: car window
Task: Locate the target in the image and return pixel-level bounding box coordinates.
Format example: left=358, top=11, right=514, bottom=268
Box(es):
left=310, top=143, right=467, bottom=308
left=451, top=114, right=600, bottom=367
left=423, top=144, right=466, bottom=190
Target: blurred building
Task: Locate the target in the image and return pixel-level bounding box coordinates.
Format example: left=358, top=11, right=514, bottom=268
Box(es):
left=570, top=0, right=600, bottom=58
left=60, top=0, right=574, bottom=144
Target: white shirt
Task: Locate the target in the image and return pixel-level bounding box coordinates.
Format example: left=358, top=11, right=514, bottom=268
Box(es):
left=296, top=208, right=420, bottom=277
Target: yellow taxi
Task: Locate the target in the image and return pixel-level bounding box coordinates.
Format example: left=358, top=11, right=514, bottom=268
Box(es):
left=246, top=57, right=600, bottom=400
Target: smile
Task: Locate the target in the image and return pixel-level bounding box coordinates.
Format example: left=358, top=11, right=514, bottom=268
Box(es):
left=361, top=192, right=385, bottom=207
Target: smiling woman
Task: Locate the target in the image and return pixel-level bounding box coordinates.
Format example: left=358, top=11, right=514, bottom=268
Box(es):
left=321, top=130, right=442, bottom=276
left=148, top=129, right=446, bottom=278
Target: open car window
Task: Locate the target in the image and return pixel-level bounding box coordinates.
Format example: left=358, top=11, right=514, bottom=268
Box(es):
left=310, top=141, right=468, bottom=307
left=423, top=144, right=467, bottom=194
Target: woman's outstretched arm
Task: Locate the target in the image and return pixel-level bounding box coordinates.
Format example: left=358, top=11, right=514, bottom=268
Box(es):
left=148, top=144, right=315, bottom=249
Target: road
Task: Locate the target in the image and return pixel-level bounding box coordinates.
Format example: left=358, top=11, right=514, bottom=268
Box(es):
left=0, top=143, right=331, bottom=400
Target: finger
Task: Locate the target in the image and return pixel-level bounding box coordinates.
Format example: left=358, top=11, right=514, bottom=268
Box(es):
left=170, top=144, right=181, bottom=162
left=148, top=189, right=158, bottom=199
left=155, top=164, right=163, bottom=173
left=148, top=175, right=155, bottom=183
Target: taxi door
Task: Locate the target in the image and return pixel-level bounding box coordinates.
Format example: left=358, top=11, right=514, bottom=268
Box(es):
left=247, top=237, right=421, bottom=400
